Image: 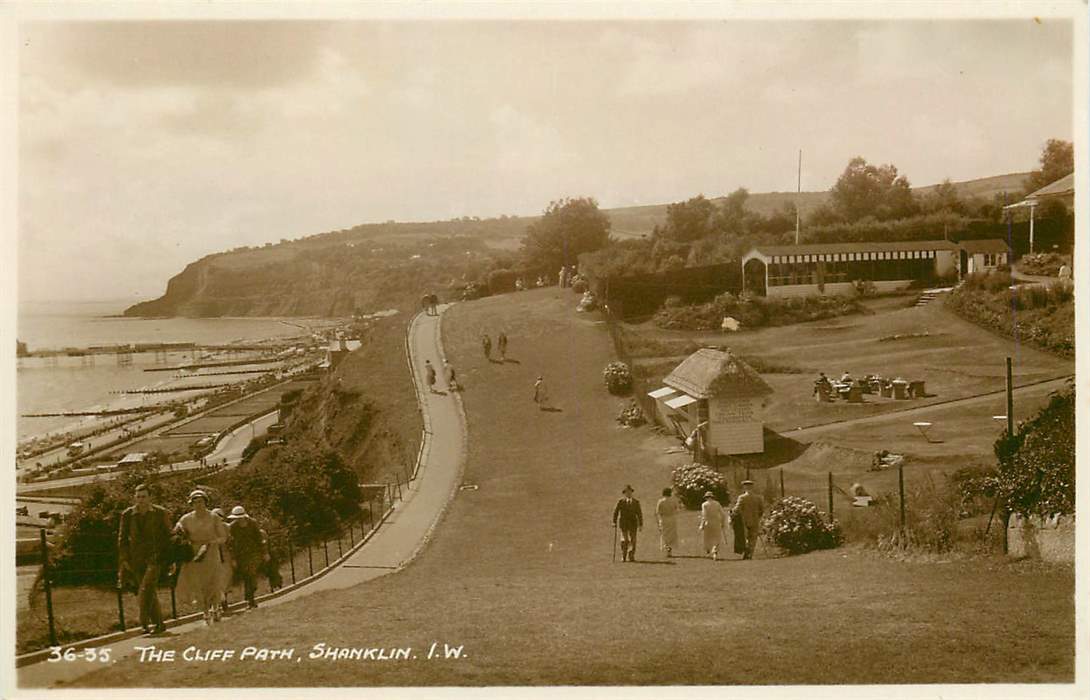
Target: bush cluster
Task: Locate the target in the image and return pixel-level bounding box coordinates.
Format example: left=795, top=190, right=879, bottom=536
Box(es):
left=652, top=292, right=863, bottom=331
left=945, top=282, right=1074, bottom=357
left=671, top=464, right=730, bottom=510
left=615, top=400, right=646, bottom=427
left=603, top=361, right=633, bottom=395
left=1018, top=252, right=1069, bottom=277
left=761, top=496, right=843, bottom=555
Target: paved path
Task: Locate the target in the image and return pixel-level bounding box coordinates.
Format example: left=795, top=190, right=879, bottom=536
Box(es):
left=17, top=306, right=466, bottom=688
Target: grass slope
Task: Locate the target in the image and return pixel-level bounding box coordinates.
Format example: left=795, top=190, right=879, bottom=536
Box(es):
left=64, top=289, right=1073, bottom=687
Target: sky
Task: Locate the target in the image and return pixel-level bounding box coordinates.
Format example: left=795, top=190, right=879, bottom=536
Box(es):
left=14, top=16, right=1076, bottom=302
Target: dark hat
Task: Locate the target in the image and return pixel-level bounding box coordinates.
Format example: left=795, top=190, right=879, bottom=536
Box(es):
left=741, top=479, right=755, bottom=486
left=622, top=484, right=634, bottom=494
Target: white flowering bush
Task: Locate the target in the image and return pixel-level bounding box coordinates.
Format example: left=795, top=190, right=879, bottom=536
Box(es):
left=616, top=400, right=646, bottom=427
left=671, top=463, right=729, bottom=510
left=761, top=496, right=843, bottom=555
left=603, top=361, right=633, bottom=395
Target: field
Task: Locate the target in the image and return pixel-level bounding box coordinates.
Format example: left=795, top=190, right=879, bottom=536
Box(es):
left=61, top=288, right=1074, bottom=687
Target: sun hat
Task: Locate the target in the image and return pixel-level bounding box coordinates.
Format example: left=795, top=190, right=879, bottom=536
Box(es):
left=741, top=479, right=755, bottom=486
left=228, top=506, right=248, bottom=520
left=211, top=507, right=225, bottom=518
left=187, top=489, right=208, bottom=503
left=622, top=484, right=634, bottom=494
left=703, top=491, right=715, bottom=499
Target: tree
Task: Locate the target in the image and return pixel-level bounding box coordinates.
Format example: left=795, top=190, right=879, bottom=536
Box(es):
left=712, top=188, right=758, bottom=237
left=657, top=195, right=716, bottom=242
left=922, top=179, right=966, bottom=216
left=1023, top=139, right=1073, bottom=194
left=829, top=156, right=918, bottom=222
left=522, top=197, right=611, bottom=271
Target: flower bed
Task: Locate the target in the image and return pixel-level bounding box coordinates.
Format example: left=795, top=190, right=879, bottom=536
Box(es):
left=945, top=285, right=1074, bottom=357
left=652, top=292, right=863, bottom=331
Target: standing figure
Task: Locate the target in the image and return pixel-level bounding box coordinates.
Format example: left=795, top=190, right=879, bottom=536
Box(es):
left=732, top=480, right=765, bottom=560
left=428, top=293, right=439, bottom=315
left=685, top=421, right=709, bottom=463
left=699, top=491, right=727, bottom=560
left=424, top=360, right=438, bottom=393
left=421, top=293, right=432, bottom=316
left=655, top=487, right=680, bottom=557
left=482, top=334, right=492, bottom=360
left=533, top=375, right=550, bottom=410
left=117, top=483, right=172, bottom=636
left=497, top=332, right=508, bottom=361
left=227, top=506, right=267, bottom=610
left=210, top=507, right=234, bottom=615
left=173, top=490, right=229, bottom=625
left=444, top=361, right=460, bottom=392
left=612, top=485, right=643, bottom=562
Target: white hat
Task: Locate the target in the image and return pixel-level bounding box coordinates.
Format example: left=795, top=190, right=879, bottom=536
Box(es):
left=228, top=505, right=248, bottom=520
left=187, top=489, right=208, bottom=503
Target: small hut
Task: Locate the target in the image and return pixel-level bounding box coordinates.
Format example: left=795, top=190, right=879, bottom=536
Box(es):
left=660, top=348, right=773, bottom=456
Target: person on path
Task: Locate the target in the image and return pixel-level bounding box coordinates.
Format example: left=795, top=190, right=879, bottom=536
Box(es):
left=533, top=375, right=550, bottom=410
left=655, top=487, right=680, bottom=557
left=210, top=507, right=234, bottom=615
left=421, top=293, right=432, bottom=317
left=732, top=480, right=765, bottom=560
left=699, top=491, right=727, bottom=560
left=497, top=332, right=508, bottom=361
left=444, top=361, right=460, bottom=392
left=482, top=334, right=492, bottom=360
left=173, top=489, right=229, bottom=625
left=428, top=293, right=439, bottom=315
left=227, top=506, right=267, bottom=610
left=117, top=483, right=172, bottom=636
left=612, top=485, right=643, bottom=562
left=425, top=360, right=438, bottom=393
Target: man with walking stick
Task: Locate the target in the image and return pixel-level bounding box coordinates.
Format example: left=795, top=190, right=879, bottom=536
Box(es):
left=612, top=485, right=643, bottom=562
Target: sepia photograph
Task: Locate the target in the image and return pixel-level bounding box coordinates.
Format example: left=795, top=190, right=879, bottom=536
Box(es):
left=3, top=1, right=1086, bottom=697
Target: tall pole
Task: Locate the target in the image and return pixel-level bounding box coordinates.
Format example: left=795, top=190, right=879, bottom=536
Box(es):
left=1028, top=203, right=1036, bottom=255
left=1006, top=357, right=1014, bottom=436
left=795, top=149, right=802, bottom=245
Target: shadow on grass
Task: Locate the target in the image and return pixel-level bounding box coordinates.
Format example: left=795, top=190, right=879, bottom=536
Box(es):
left=502, top=358, right=521, bottom=364
left=539, top=407, right=563, bottom=413
left=622, top=560, right=676, bottom=566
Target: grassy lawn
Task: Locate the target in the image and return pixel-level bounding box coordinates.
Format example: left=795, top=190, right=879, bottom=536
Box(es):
left=60, top=288, right=1074, bottom=687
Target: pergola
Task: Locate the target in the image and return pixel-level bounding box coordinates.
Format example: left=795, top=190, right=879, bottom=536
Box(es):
left=1002, top=172, right=1074, bottom=255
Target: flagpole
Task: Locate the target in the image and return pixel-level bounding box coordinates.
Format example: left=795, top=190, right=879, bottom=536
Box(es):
left=795, top=149, right=802, bottom=245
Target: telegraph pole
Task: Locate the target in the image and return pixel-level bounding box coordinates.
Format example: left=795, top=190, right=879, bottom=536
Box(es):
left=795, top=149, right=802, bottom=245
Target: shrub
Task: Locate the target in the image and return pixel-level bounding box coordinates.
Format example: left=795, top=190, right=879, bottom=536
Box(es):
left=602, top=361, right=633, bottom=395
left=616, top=400, right=646, bottom=428
left=671, top=464, right=730, bottom=510
left=761, top=496, right=843, bottom=555
left=994, top=383, right=1074, bottom=518
left=652, top=292, right=862, bottom=331
left=1018, top=252, right=1068, bottom=277
left=571, top=277, right=588, bottom=293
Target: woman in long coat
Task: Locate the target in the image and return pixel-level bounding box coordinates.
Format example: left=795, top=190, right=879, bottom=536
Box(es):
left=655, top=488, right=680, bottom=557
left=174, top=489, right=229, bottom=624
left=698, top=491, right=727, bottom=560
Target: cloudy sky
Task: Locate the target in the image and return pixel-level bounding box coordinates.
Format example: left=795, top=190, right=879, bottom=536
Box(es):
left=16, top=16, right=1074, bottom=301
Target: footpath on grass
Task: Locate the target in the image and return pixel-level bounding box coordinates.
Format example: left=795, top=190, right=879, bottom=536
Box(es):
left=16, top=305, right=467, bottom=689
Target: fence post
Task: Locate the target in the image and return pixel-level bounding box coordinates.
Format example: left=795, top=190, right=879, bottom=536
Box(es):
left=827, top=472, right=834, bottom=521
left=336, top=532, right=343, bottom=559
left=116, top=581, right=126, bottom=632
left=779, top=469, right=785, bottom=498
left=348, top=520, right=355, bottom=548
left=367, top=499, right=374, bottom=528
left=288, top=538, right=296, bottom=585
left=898, top=465, right=906, bottom=537
left=323, top=538, right=330, bottom=568
left=307, top=544, right=314, bottom=577
left=171, top=584, right=177, bottom=619
left=40, top=529, right=58, bottom=647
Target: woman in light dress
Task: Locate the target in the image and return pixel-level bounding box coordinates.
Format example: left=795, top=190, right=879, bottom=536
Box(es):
left=655, top=487, right=680, bottom=557
left=698, top=491, right=727, bottom=560
left=174, top=489, right=230, bottom=624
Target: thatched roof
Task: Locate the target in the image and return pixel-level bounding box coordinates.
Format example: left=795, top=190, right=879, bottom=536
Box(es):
left=664, top=348, right=773, bottom=400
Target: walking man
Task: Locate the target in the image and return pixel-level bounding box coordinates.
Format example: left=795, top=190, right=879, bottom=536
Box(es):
left=482, top=334, right=492, bottom=360
left=699, top=491, right=727, bottom=560
left=612, top=485, right=643, bottom=562
left=421, top=293, right=432, bottom=317
left=732, top=480, right=765, bottom=560
left=497, top=331, right=508, bottom=361
left=444, top=361, right=460, bottom=392
left=117, top=483, right=172, bottom=635
left=227, top=506, right=266, bottom=609
left=533, top=375, right=550, bottom=410
left=424, top=360, right=438, bottom=393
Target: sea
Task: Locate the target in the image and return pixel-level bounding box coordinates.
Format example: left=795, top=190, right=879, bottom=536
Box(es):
left=15, top=300, right=341, bottom=444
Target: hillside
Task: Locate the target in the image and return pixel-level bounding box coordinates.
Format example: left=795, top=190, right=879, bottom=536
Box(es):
left=124, top=171, right=1030, bottom=318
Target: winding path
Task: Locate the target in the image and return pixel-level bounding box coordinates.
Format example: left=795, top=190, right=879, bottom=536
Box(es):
left=17, top=306, right=467, bottom=687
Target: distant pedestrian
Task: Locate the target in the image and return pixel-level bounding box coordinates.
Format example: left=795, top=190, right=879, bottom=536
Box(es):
left=428, top=292, right=439, bottom=315
left=227, top=506, right=266, bottom=609
left=612, top=485, right=643, bottom=562
left=444, top=362, right=460, bottom=392
left=655, top=487, right=679, bottom=558
left=497, top=332, right=508, bottom=361
left=533, top=375, right=550, bottom=410
left=699, top=491, right=726, bottom=560
left=732, top=480, right=764, bottom=560
left=425, top=360, right=438, bottom=393
left=117, top=483, right=172, bottom=636
left=482, top=334, right=492, bottom=360
left=421, top=293, right=432, bottom=316
left=174, top=490, right=230, bottom=625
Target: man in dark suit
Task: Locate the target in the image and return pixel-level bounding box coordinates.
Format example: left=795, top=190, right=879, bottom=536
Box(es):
left=118, top=483, right=172, bottom=635
left=612, top=485, right=643, bottom=562
left=732, top=480, right=765, bottom=560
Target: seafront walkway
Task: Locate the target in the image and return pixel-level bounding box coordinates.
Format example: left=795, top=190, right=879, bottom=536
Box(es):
left=17, top=305, right=468, bottom=688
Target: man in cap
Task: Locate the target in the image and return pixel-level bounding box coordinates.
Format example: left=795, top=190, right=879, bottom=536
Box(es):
left=612, top=485, right=643, bottom=562
left=227, top=506, right=267, bottom=609
left=117, top=483, right=172, bottom=635
left=732, top=480, right=765, bottom=560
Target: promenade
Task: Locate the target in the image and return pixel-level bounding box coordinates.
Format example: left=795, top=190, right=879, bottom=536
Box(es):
left=17, top=305, right=466, bottom=688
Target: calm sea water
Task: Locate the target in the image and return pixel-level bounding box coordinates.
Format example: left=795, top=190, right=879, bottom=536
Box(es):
left=16, top=300, right=339, bottom=442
